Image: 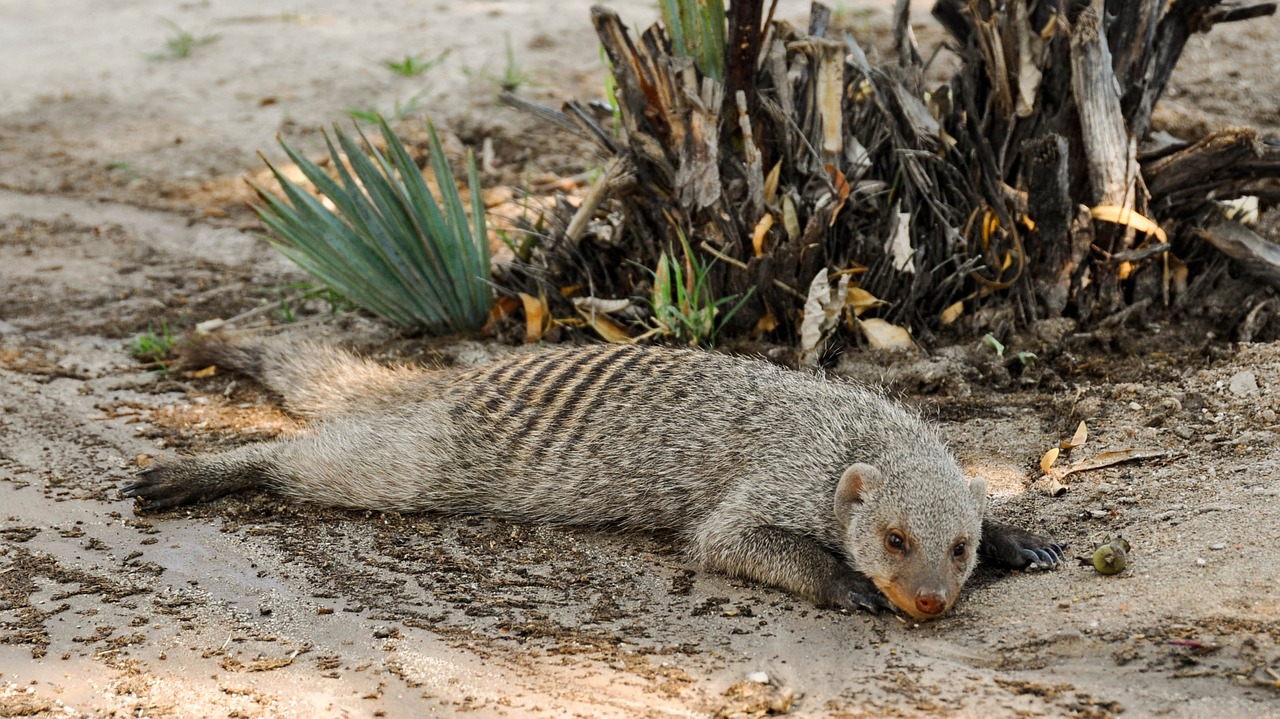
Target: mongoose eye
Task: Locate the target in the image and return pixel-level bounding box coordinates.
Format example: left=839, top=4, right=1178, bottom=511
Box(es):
left=952, top=542, right=967, bottom=559
left=884, top=531, right=907, bottom=553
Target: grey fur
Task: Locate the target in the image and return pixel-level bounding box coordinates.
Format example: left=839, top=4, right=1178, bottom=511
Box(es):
left=126, top=338, right=1064, bottom=620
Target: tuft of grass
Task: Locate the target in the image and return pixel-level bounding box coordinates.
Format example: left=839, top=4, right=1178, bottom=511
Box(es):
left=384, top=50, right=449, bottom=77
left=252, top=117, right=493, bottom=333
left=599, top=45, right=622, bottom=134
left=499, top=33, right=532, bottom=91
left=659, top=0, right=726, bottom=81
left=347, top=88, right=431, bottom=123
left=131, top=324, right=177, bottom=371
left=269, top=282, right=353, bottom=323
left=149, top=21, right=219, bottom=61
left=644, top=228, right=752, bottom=347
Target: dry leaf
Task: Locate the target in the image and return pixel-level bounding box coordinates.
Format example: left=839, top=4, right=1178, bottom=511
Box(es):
left=1014, top=0, right=1043, bottom=118
left=1062, top=420, right=1088, bottom=449
left=859, top=318, right=916, bottom=352
left=1090, top=205, right=1168, bottom=243
left=572, top=297, right=632, bottom=343
left=763, top=161, right=782, bottom=206
left=482, top=295, right=521, bottom=334
left=846, top=286, right=885, bottom=317
left=781, top=195, right=800, bottom=241
left=940, top=300, right=965, bottom=325
left=187, top=365, right=216, bottom=379
left=1058, top=449, right=1172, bottom=478
left=1221, top=195, right=1260, bottom=225
left=575, top=306, right=632, bottom=343
left=1033, top=476, right=1067, bottom=497
left=1040, top=446, right=1060, bottom=474
left=799, top=268, right=850, bottom=366
left=826, top=164, right=851, bottom=226
left=752, top=308, right=779, bottom=339
left=572, top=297, right=631, bottom=314
left=752, top=213, right=775, bottom=258
left=195, top=318, right=225, bottom=334
left=884, top=205, right=915, bottom=273
left=518, top=291, right=548, bottom=344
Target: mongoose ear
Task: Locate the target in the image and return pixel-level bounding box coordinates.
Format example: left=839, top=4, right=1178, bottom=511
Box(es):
left=968, top=476, right=988, bottom=517
left=834, top=463, right=882, bottom=528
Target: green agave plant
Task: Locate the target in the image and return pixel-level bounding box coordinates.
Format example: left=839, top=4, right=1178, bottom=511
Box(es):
left=252, top=118, right=492, bottom=333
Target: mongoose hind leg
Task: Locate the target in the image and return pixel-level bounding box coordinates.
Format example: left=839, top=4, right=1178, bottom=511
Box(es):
left=123, top=445, right=276, bottom=511
left=981, top=519, right=1068, bottom=570
left=694, top=524, right=895, bottom=614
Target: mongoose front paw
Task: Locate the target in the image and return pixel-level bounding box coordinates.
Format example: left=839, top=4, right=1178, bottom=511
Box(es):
left=837, top=591, right=898, bottom=615
left=818, top=578, right=898, bottom=615
left=982, top=521, right=1068, bottom=570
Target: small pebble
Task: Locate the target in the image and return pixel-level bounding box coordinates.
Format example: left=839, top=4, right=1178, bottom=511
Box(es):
left=1209, top=543, right=1226, bottom=551
left=1229, top=370, right=1259, bottom=398
left=1128, top=401, right=1143, bottom=411
left=1261, top=409, right=1277, bottom=423
left=1173, top=426, right=1194, bottom=440
left=746, top=671, right=771, bottom=684
left=1195, top=558, right=1207, bottom=566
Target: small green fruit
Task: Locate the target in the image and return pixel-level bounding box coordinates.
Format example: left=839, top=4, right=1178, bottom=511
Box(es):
left=1092, top=538, right=1131, bottom=575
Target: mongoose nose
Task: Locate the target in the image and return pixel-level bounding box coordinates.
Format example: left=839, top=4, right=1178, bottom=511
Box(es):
left=915, top=591, right=947, bottom=616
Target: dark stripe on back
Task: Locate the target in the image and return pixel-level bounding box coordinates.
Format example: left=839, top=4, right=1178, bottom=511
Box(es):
left=500, top=345, right=630, bottom=439
left=509, top=345, right=642, bottom=450
left=526, top=346, right=670, bottom=464
left=448, top=351, right=549, bottom=421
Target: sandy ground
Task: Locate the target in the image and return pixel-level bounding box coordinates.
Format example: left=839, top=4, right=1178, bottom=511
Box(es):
left=2, top=1, right=1280, bottom=717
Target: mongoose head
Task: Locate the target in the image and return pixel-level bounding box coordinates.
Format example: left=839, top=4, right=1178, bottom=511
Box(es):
left=834, top=462, right=986, bottom=621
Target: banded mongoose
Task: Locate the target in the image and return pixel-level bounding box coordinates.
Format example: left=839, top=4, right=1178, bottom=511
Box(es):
left=123, top=338, right=1066, bottom=621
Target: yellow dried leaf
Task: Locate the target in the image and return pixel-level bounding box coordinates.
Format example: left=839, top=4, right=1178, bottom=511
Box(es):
left=752, top=308, right=778, bottom=339
left=518, top=292, right=547, bottom=344
left=575, top=305, right=632, bottom=343
left=752, top=213, right=775, bottom=258
left=940, top=301, right=965, bottom=325
left=859, top=318, right=916, bottom=352
left=1090, top=205, right=1168, bottom=243
left=763, top=161, right=782, bottom=206
left=846, top=286, right=885, bottom=317
left=781, top=195, right=800, bottom=241
left=1062, top=420, right=1088, bottom=449
left=1040, top=447, right=1060, bottom=474
left=190, top=365, right=217, bottom=379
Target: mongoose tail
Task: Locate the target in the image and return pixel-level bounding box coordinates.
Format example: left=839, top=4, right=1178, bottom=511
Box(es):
left=125, top=340, right=1066, bottom=621
left=183, top=335, right=423, bottom=418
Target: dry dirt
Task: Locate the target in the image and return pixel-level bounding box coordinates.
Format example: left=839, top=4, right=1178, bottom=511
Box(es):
left=2, top=2, right=1280, bottom=717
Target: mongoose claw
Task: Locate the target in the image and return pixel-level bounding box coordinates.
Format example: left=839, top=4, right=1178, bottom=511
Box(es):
left=1018, top=542, right=1068, bottom=570
left=981, top=521, right=1068, bottom=571
left=840, top=591, right=898, bottom=615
